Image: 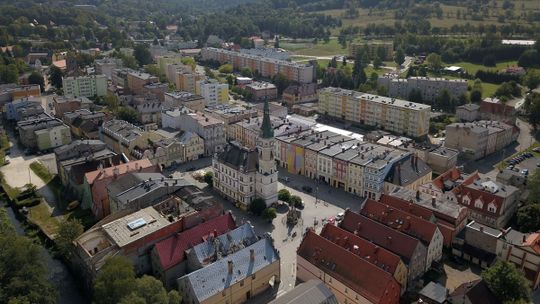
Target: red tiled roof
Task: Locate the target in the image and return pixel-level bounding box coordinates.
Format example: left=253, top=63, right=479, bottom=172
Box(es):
left=361, top=200, right=438, bottom=244
left=339, top=210, right=422, bottom=263
left=85, top=159, right=155, bottom=185
left=454, top=185, right=503, bottom=216
left=432, top=167, right=462, bottom=190
left=153, top=213, right=236, bottom=270
left=320, top=224, right=403, bottom=276
left=379, top=194, right=435, bottom=221
left=523, top=233, right=540, bottom=255
left=297, top=231, right=401, bottom=304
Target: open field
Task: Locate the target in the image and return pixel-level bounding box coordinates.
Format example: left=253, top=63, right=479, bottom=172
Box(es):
left=449, top=60, right=518, bottom=75
left=320, top=0, right=540, bottom=34
left=281, top=38, right=347, bottom=56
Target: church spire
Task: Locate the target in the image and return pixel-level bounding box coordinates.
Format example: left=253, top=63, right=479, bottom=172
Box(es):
left=260, top=97, right=274, bottom=138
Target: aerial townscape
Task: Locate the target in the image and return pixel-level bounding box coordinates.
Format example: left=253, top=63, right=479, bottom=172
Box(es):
left=2, top=1, right=540, bottom=304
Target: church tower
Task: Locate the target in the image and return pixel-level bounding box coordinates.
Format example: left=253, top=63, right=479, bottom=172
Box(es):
left=255, top=98, right=278, bottom=206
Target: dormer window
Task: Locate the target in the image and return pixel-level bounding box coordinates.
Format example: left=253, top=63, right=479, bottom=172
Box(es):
left=462, top=196, right=470, bottom=205
left=474, top=198, right=483, bottom=209
left=488, top=203, right=497, bottom=213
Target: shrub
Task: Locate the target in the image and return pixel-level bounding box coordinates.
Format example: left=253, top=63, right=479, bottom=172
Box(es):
left=278, top=189, right=291, bottom=203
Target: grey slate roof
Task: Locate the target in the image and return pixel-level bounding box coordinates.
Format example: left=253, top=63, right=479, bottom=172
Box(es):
left=217, top=144, right=258, bottom=172
left=107, top=172, right=165, bottom=199
left=269, top=280, right=338, bottom=304
left=188, top=223, right=258, bottom=267
left=385, top=154, right=431, bottom=186
left=178, top=238, right=279, bottom=303
left=419, top=282, right=448, bottom=304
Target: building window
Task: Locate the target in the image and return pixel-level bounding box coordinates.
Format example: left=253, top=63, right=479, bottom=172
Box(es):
left=240, top=280, right=244, bottom=287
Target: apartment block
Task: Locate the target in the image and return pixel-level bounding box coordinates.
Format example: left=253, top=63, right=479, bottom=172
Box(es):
left=62, top=109, right=107, bottom=139
left=17, top=114, right=72, bottom=151
left=0, top=84, right=41, bottom=106
left=349, top=41, right=394, bottom=60
left=166, top=63, right=203, bottom=93
left=94, top=58, right=122, bottom=79
left=157, top=55, right=185, bottom=72
left=195, top=79, right=229, bottom=106
left=100, top=119, right=163, bottom=157
left=4, top=97, right=44, bottom=121
left=63, top=75, right=107, bottom=98
left=297, top=230, right=401, bottom=304
left=53, top=95, right=92, bottom=118
left=244, top=81, right=277, bottom=102
left=282, top=83, right=318, bottom=106
left=455, top=103, right=480, bottom=122
left=204, top=104, right=258, bottom=139
left=162, top=108, right=226, bottom=156
left=444, top=120, right=516, bottom=160
left=318, top=87, right=431, bottom=138
left=164, top=91, right=206, bottom=112
left=127, top=71, right=158, bottom=95
left=201, top=47, right=315, bottom=83
left=377, top=76, right=468, bottom=102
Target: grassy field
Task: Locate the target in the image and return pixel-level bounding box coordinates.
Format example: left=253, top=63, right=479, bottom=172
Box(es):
left=320, top=0, right=540, bottom=34
left=281, top=38, right=347, bottom=56
left=448, top=60, right=518, bottom=75
left=27, top=202, right=62, bottom=239
left=29, top=161, right=53, bottom=184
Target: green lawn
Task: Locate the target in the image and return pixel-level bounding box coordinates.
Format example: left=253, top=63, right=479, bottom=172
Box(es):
left=29, top=161, right=53, bottom=184
left=281, top=38, right=348, bottom=56
left=448, top=60, right=518, bottom=75
left=27, top=202, right=62, bottom=239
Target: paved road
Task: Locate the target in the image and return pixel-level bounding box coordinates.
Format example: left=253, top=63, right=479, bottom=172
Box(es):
left=0, top=131, right=60, bottom=215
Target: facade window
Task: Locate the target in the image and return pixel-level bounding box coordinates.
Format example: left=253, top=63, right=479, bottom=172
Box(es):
left=474, top=199, right=483, bottom=209
left=240, top=280, right=244, bottom=287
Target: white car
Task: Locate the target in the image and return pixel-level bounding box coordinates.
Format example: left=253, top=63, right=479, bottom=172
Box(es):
left=336, top=212, right=344, bottom=221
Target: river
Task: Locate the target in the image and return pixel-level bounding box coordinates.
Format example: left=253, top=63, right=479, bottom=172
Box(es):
left=4, top=205, right=89, bottom=304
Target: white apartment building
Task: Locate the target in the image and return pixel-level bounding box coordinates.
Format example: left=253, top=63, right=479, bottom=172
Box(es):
left=318, top=87, right=431, bottom=138
left=201, top=47, right=315, bottom=83
left=62, top=75, right=107, bottom=98
left=195, top=79, right=229, bottom=106
left=161, top=108, right=226, bottom=156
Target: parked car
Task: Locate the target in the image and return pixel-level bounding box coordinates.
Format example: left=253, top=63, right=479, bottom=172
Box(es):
left=536, top=162, right=540, bottom=167
left=279, top=176, right=291, bottom=182
left=336, top=212, right=344, bottom=221
left=533, top=147, right=540, bottom=153
left=301, top=185, right=313, bottom=193
left=521, top=169, right=529, bottom=175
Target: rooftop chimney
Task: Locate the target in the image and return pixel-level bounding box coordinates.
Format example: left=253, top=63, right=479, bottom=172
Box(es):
left=523, top=235, right=527, bottom=243
left=228, top=260, right=233, bottom=274
left=250, top=249, right=255, bottom=262
left=431, top=196, right=436, bottom=207
left=480, top=226, right=484, bottom=233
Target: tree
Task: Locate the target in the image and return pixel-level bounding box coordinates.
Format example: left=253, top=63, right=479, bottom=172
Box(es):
left=94, top=256, right=137, bottom=304
left=250, top=198, right=266, bottom=216
left=394, top=48, right=405, bottom=67
left=516, top=204, right=540, bottom=232
left=218, top=64, right=233, bottom=74
left=278, top=189, right=291, bottom=203
left=105, top=94, right=120, bottom=113
left=134, top=44, right=152, bottom=66
left=470, top=90, right=482, bottom=102
left=240, top=67, right=252, bottom=77
left=352, top=51, right=367, bottom=88
left=0, top=64, right=19, bottom=84
left=518, top=49, right=539, bottom=68
left=117, top=107, right=139, bottom=123
left=426, top=53, right=443, bottom=71
left=372, top=56, right=382, bottom=69
left=133, top=275, right=169, bottom=304
left=122, top=55, right=139, bottom=69
left=274, top=36, right=279, bottom=49
left=0, top=209, right=57, bottom=304
left=119, top=293, right=146, bottom=304
left=55, top=218, right=83, bottom=258
left=527, top=169, right=540, bottom=204
left=272, top=73, right=291, bottom=95
left=28, top=71, right=45, bottom=91
left=49, top=65, right=64, bottom=89
left=523, top=70, right=540, bottom=91
left=482, top=261, right=531, bottom=303
left=289, top=195, right=303, bottom=209
left=168, top=290, right=182, bottom=304
left=525, top=93, right=540, bottom=129
left=435, top=89, right=451, bottom=111
left=483, top=54, right=497, bottom=67
left=203, top=171, right=213, bottom=187
left=262, top=208, right=277, bottom=221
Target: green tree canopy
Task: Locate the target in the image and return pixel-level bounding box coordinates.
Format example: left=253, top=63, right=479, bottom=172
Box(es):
left=218, top=64, right=233, bottom=74
left=426, top=52, right=443, bottom=71
left=482, top=261, right=531, bottom=303
left=278, top=189, right=291, bottom=203
left=250, top=198, right=266, bottom=216
left=134, top=44, right=152, bottom=66
left=49, top=65, right=64, bottom=89
left=27, top=71, right=45, bottom=91
left=263, top=207, right=277, bottom=221
left=289, top=195, right=303, bottom=208
left=94, top=256, right=137, bottom=304
left=516, top=204, right=540, bottom=232
left=527, top=169, right=540, bottom=204
left=394, top=48, right=405, bottom=67
left=55, top=218, right=83, bottom=259
left=204, top=171, right=213, bottom=187
left=523, top=70, right=540, bottom=91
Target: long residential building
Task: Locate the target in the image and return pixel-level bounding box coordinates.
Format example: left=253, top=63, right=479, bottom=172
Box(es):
left=201, top=47, right=315, bottom=83
left=377, top=76, right=468, bottom=102
left=318, top=88, right=431, bottom=138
